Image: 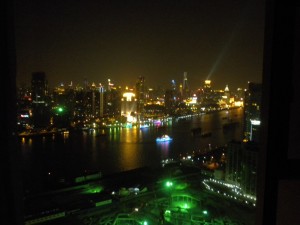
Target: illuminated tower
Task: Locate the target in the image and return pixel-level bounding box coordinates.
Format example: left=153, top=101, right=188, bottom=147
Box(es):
left=99, top=84, right=104, bottom=118
left=200, top=80, right=213, bottom=107
left=203, top=80, right=212, bottom=93
left=135, top=76, right=145, bottom=121
left=171, top=79, right=176, bottom=91
left=182, top=72, right=190, bottom=99
left=91, top=82, right=96, bottom=116
left=224, top=84, right=230, bottom=105
left=179, top=84, right=183, bottom=100
left=121, top=89, right=137, bottom=122
left=107, top=79, right=114, bottom=91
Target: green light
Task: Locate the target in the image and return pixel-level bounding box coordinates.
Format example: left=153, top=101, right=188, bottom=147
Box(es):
left=166, top=181, right=173, bottom=187
left=83, top=186, right=103, bottom=194
left=55, top=106, right=65, bottom=114
left=203, top=210, right=208, bottom=215
left=177, top=202, right=191, bottom=209
left=143, top=221, right=148, bottom=225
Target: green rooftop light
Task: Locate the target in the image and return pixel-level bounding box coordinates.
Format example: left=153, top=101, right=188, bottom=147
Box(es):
left=83, top=186, right=103, bottom=194
left=166, top=181, right=173, bottom=187
left=54, top=106, right=65, bottom=114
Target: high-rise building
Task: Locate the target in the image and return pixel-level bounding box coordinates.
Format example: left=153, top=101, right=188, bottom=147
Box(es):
left=121, top=90, right=137, bottom=123
left=99, top=85, right=104, bottom=118
left=224, top=85, right=230, bottom=105
left=225, top=140, right=259, bottom=199
left=171, top=79, right=176, bottom=91
left=244, top=82, right=262, bottom=142
left=225, top=140, right=242, bottom=186
left=135, top=76, right=145, bottom=121
left=241, top=141, right=259, bottom=198
left=164, top=89, right=177, bottom=115
left=105, top=85, right=121, bottom=118
left=31, top=72, right=50, bottom=127
left=182, top=72, right=190, bottom=100
left=225, top=82, right=261, bottom=199
left=203, top=79, right=212, bottom=92
left=31, top=72, right=48, bottom=104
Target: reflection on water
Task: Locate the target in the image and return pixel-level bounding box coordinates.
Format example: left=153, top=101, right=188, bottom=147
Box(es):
left=156, top=141, right=172, bottom=159
left=19, top=108, right=244, bottom=193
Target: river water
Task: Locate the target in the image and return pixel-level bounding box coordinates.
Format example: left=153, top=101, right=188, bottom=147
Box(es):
left=19, top=107, right=244, bottom=194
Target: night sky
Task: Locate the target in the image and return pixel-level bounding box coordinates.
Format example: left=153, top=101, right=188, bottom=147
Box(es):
left=14, top=0, right=265, bottom=90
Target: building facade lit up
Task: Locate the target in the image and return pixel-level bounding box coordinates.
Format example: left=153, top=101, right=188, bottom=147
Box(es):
left=121, top=90, right=137, bottom=123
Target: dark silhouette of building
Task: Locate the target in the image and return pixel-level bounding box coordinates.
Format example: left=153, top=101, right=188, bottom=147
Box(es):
left=135, top=76, right=146, bottom=121
left=164, top=89, right=177, bottom=115
left=225, top=140, right=259, bottom=199
left=31, top=72, right=48, bottom=103
left=241, top=141, right=259, bottom=197
left=182, top=72, right=190, bottom=100
left=31, top=72, right=51, bottom=128
left=244, top=82, right=262, bottom=142
left=105, top=86, right=121, bottom=118
left=225, top=140, right=242, bottom=186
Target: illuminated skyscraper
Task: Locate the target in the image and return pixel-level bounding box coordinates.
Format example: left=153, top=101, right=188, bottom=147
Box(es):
left=135, top=76, right=145, bottom=121
left=171, top=79, right=176, bottom=91
left=182, top=72, right=190, bottom=99
left=224, top=85, right=230, bottom=105
left=99, top=84, right=104, bottom=118
left=121, top=90, right=137, bottom=122
left=203, top=80, right=212, bottom=93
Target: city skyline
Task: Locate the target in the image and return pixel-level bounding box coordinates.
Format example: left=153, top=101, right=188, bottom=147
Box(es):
left=17, top=72, right=256, bottom=93
left=15, top=0, right=265, bottom=90
left=4, top=1, right=299, bottom=225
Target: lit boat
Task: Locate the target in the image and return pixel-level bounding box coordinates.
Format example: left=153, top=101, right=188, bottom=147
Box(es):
left=156, top=134, right=173, bottom=142
left=139, top=124, right=150, bottom=129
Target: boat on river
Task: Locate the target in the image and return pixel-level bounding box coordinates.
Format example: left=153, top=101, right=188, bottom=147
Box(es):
left=139, top=124, right=150, bottom=129
left=156, top=134, right=173, bottom=142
